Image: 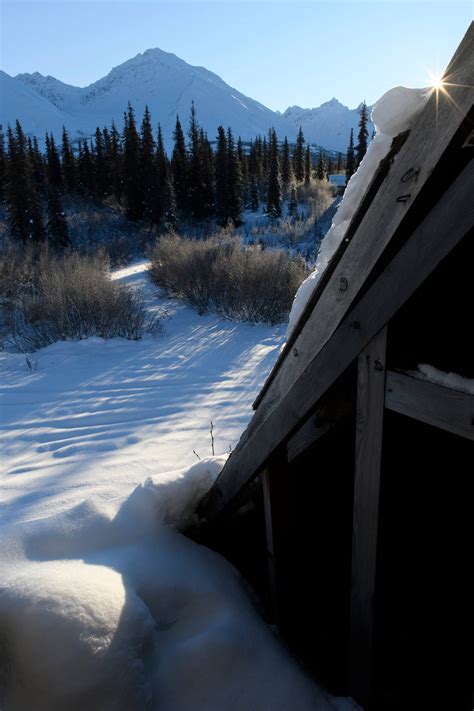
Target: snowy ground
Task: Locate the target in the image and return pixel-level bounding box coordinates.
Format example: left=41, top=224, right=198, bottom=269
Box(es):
left=0, top=261, right=284, bottom=526
left=0, top=262, right=359, bottom=710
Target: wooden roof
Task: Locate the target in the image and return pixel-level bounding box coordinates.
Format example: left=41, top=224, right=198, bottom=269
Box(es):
left=200, top=23, right=474, bottom=522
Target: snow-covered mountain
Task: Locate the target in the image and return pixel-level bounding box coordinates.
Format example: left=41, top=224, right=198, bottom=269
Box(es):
left=282, top=98, right=374, bottom=153
left=1, top=48, right=370, bottom=152
left=5, top=49, right=290, bottom=149
left=0, top=70, right=72, bottom=140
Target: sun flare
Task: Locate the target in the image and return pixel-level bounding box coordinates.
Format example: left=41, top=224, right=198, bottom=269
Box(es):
left=426, top=69, right=445, bottom=92
left=431, top=75, right=444, bottom=91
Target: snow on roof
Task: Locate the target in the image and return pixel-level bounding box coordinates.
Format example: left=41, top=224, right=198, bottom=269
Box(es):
left=287, top=86, right=430, bottom=337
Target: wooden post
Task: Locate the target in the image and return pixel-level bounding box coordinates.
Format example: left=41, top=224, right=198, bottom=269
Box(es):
left=350, top=326, right=387, bottom=707
left=262, top=445, right=289, bottom=626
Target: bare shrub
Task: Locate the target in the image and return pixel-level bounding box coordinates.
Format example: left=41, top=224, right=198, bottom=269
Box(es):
left=64, top=197, right=155, bottom=266
left=1, top=245, right=155, bottom=351
left=149, top=232, right=308, bottom=324
left=296, top=179, right=335, bottom=220
left=239, top=180, right=335, bottom=258
left=0, top=242, right=36, bottom=308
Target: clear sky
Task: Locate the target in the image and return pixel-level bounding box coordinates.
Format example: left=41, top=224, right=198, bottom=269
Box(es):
left=1, top=1, right=472, bottom=111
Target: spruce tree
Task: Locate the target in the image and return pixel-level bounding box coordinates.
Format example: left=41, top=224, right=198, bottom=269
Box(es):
left=304, top=145, right=311, bottom=186
left=77, top=141, right=95, bottom=198
left=237, top=137, right=249, bottom=207
left=293, top=126, right=305, bottom=183
left=123, top=103, right=143, bottom=220
left=171, top=115, right=188, bottom=214
left=226, top=127, right=243, bottom=225
left=288, top=184, right=298, bottom=218
left=154, top=123, right=167, bottom=225
left=346, top=128, right=355, bottom=182
left=250, top=136, right=264, bottom=202
left=316, top=150, right=327, bottom=181
left=46, top=186, right=69, bottom=249
left=0, top=125, right=6, bottom=205
left=281, top=136, right=292, bottom=195
left=355, top=101, right=369, bottom=167
left=261, top=135, right=269, bottom=193
left=139, top=106, right=156, bottom=224
left=45, top=133, right=63, bottom=191
left=62, top=126, right=76, bottom=193
left=188, top=102, right=213, bottom=220
left=28, top=136, right=47, bottom=197
left=6, top=122, right=45, bottom=243
left=109, top=121, right=123, bottom=204
left=162, top=162, right=177, bottom=231
left=199, top=128, right=214, bottom=219
left=94, top=126, right=108, bottom=200
left=214, top=126, right=228, bottom=225
left=266, top=128, right=281, bottom=218
left=250, top=176, right=260, bottom=212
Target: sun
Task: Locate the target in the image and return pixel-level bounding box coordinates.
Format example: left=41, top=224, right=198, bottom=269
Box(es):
left=426, top=69, right=445, bottom=92
left=431, top=74, right=444, bottom=91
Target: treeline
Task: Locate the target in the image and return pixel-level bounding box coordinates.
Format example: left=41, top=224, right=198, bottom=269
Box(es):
left=0, top=101, right=370, bottom=248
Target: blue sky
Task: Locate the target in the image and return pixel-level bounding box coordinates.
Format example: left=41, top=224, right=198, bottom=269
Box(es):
left=1, top=1, right=472, bottom=111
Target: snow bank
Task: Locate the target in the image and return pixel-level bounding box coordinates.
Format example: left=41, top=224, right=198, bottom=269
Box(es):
left=412, top=364, right=474, bottom=395
left=287, top=86, right=430, bottom=336
left=0, top=457, right=359, bottom=710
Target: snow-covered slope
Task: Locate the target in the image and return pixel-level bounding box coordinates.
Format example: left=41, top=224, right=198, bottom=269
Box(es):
left=3, top=48, right=368, bottom=152
left=282, top=98, right=375, bottom=153
left=0, top=70, right=73, bottom=139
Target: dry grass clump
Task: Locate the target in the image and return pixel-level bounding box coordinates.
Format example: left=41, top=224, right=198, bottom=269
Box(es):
left=149, top=232, right=308, bottom=324
left=1, top=244, right=154, bottom=351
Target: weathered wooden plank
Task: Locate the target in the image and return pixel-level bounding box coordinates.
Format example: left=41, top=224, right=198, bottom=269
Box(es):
left=253, top=24, right=474, bottom=416
left=200, top=160, right=474, bottom=520
left=253, top=129, right=408, bottom=412
left=261, top=446, right=289, bottom=625
left=254, top=129, right=411, bottom=412
left=349, top=327, right=387, bottom=707
left=287, top=410, right=333, bottom=463
left=385, top=371, right=474, bottom=440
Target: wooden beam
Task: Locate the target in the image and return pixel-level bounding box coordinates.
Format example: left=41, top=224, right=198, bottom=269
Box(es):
left=253, top=24, right=474, bottom=415
left=349, top=327, right=387, bottom=707
left=385, top=371, right=474, bottom=440
left=287, top=410, right=334, bottom=463
left=261, top=446, right=289, bottom=626
left=199, top=161, right=473, bottom=520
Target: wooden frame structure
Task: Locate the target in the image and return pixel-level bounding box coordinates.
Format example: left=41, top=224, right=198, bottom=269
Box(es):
left=197, top=25, right=474, bottom=710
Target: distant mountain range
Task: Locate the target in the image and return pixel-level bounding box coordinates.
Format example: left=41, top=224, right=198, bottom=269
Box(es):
left=0, top=48, right=374, bottom=153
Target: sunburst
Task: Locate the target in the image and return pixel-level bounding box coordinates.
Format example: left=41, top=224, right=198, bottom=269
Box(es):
left=425, top=67, right=472, bottom=118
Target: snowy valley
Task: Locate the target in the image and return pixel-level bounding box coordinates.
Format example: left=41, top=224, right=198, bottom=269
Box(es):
left=2, top=4, right=470, bottom=706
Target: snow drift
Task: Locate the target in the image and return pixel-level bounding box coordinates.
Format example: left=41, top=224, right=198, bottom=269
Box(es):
left=0, top=456, right=357, bottom=710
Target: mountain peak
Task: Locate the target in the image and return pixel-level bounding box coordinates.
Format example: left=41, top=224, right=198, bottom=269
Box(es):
left=5, top=48, right=372, bottom=153
left=320, top=97, right=346, bottom=109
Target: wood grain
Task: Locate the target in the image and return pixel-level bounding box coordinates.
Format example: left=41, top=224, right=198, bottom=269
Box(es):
left=349, top=327, right=387, bottom=707
left=385, top=371, right=474, bottom=440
